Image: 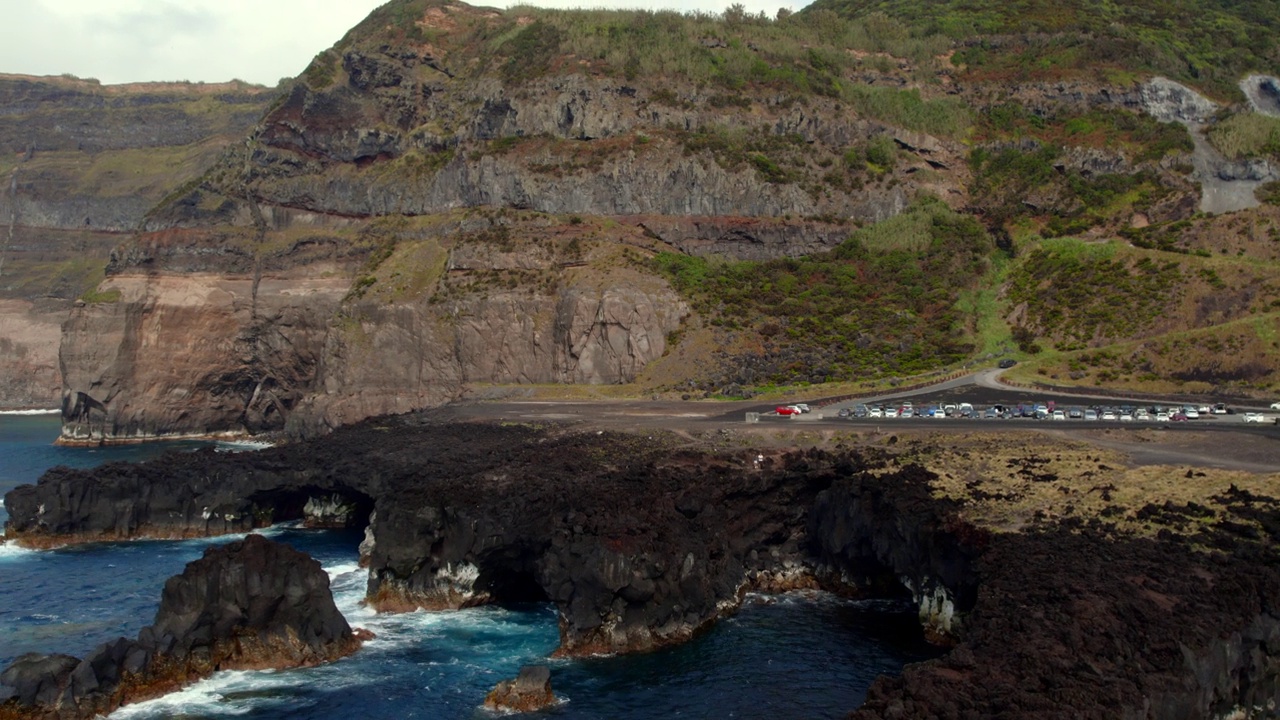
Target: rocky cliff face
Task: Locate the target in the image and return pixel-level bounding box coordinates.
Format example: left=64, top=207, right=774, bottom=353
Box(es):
left=0, top=75, right=275, bottom=410
left=0, top=534, right=364, bottom=720
left=47, top=1, right=979, bottom=441
left=42, top=0, right=1280, bottom=438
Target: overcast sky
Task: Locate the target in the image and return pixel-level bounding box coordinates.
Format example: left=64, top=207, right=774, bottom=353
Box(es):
left=0, top=1, right=810, bottom=86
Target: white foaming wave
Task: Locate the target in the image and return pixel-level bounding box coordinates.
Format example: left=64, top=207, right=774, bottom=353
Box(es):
left=0, top=539, right=37, bottom=561
left=213, top=440, right=275, bottom=453
left=107, top=671, right=262, bottom=718
left=0, top=409, right=59, bottom=415
left=107, top=662, right=375, bottom=720
left=168, top=523, right=300, bottom=551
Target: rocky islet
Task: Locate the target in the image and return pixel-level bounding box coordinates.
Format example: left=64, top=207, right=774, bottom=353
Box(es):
left=0, top=534, right=367, bottom=720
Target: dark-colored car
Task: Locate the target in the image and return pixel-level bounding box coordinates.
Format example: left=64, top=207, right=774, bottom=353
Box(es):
left=998, top=358, right=1017, bottom=369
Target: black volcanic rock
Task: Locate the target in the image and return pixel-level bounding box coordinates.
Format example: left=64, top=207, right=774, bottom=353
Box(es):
left=144, top=534, right=359, bottom=666
left=0, top=535, right=364, bottom=720
left=6, top=414, right=1280, bottom=718
left=484, top=665, right=556, bottom=713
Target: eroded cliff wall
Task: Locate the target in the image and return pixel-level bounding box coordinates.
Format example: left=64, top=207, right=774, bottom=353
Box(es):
left=0, top=75, right=275, bottom=409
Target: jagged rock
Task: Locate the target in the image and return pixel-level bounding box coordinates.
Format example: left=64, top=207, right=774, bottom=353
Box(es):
left=6, top=415, right=1280, bottom=717
left=0, top=535, right=365, bottom=720
left=484, top=665, right=556, bottom=713
left=1139, top=77, right=1219, bottom=125
left=0, top=655, right=79, bottom=707
left=1241, top=74, right=1280, bottom=117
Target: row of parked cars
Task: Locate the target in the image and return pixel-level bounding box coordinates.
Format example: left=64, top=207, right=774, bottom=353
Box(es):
left=836, top=401, right=1241, bottom=422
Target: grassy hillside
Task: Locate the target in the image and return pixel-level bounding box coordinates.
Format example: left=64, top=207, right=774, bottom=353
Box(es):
left=806, top=0, right=1280, bottom=98
left=125, top=0, right=1280, bottom=401
left=647, top=199, right=994, bottom=389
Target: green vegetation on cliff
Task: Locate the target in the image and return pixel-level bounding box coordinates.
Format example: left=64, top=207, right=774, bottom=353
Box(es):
left=807, top=0, right=1280, bottom=96
left=652, top=200, right=993, bottom=384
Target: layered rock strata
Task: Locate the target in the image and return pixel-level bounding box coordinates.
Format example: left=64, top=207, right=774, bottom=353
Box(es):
left=0, top=534, right=365, bottom=720
left=0, top=74, right=274, bottom=410
left=7, top=414, right=1280, bottom=717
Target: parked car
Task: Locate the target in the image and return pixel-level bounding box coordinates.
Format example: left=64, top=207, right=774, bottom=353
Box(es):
left=1085, top=409, right=1099, bottom=421
left=1171, top=412, right=1188, bottom=421
left=1271, top=402, right=1280, bottom=410
left=884, top=407, right=899, bottom=418
left=869, top=407, right=883, bottom=418
left=1212, top=403, right=1229, bottom=415
left=776, top=406, right=800, bottom=416
left=1135, top=409, right=1150, bottom=421
left=1068, top=407, right=1084, bottom=419
left=1101, top=410, right=1117, bottom=421
left=1243, top=412, right=1266, bottom=423
left=1183, top=407, right=1200, bottom=419
left=794, top=403, right=811, bottom=413
left=1155, top=412, right=1170, bottom=422
left=837, top=407, right=851, bottom=418
left=1052, top=410, right=1066, bottom=421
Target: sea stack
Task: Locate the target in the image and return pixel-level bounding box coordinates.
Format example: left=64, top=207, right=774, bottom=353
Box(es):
left=0, top=535, right=367, bottom=719
left=484, top=665, right=557, bottom=713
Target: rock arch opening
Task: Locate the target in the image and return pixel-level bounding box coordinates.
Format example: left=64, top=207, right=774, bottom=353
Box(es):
left=247, top=487, right=376, bottom=530
left=473, top=563, right=550, bottom=604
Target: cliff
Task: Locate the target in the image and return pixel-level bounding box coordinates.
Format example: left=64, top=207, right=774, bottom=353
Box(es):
left=5, top=416, right=1279, bottom=717
left=0, top=74, right=275, bottom=410
left=38, top=0, right=1280, bottom=440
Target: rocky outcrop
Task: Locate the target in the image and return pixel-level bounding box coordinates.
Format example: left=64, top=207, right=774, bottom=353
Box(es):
left=1241, top=75, right=1280, bottom=118
left=0, top=75, right=275, bottom=409
left=484, top=665, right=557, bottom=713
left=0, top=534, right=365, bottom=720
left=7, top=414, right=1280, bottom=717
left=810, top=473, right=981, bottom=643
left=852, top=527, right=1280, bottom=719
left=3, top=415, right=946, bottom=655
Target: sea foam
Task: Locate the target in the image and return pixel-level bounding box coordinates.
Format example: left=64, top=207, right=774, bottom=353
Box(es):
left=0, top=539, right=37, bottom=561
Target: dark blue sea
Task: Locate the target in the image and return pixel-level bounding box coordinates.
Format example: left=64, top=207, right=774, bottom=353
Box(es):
left=0, top=413, right=934, bottom=719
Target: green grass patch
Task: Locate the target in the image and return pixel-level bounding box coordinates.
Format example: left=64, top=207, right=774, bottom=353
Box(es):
left=1208, top=112, right=1280, bottom=160
left=810, top=0, right=1280, bottom=98
left=1006, top=239, right=1183, bottom=350
left=652, top=198, right=995, bottom=384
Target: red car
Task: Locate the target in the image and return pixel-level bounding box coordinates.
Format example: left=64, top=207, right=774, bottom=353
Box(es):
left=776, top=406, right=801, bottom=416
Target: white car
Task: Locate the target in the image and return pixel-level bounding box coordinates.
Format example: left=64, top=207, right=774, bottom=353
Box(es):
left=1155, top=412, right=1170, bottom=422
left=1244, top=412, right=1266, bottom=423
left=1271, top=402, right=1280, bottom=410
left=1183, top=407, right=1199, bottom=419
left=793, top=404, right=811, bottom=413
left=884, top=407, right=899, bottom=418
left=869, top=407, right=883, bottom=418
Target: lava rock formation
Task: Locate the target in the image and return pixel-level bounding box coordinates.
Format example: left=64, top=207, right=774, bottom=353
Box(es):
left=0, top=535, right=366, bottom=720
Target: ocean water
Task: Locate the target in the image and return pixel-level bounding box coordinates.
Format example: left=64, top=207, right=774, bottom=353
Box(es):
left=0, top=414, right=935, bottom=719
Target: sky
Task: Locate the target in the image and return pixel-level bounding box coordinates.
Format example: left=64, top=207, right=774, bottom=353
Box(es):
left=0, top=0, right=811, bottom=86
